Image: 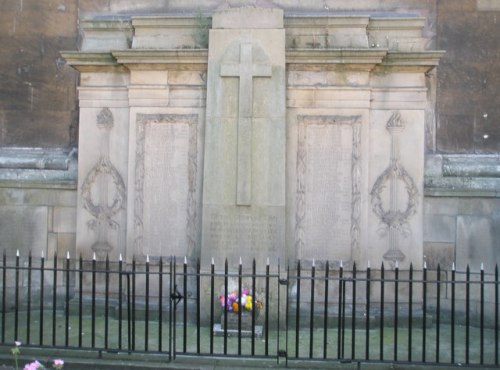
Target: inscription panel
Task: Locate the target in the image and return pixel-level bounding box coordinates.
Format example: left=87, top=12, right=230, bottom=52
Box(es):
left=134, top=114, right=198, bottom=259
left=143, top=123, right=190, bottom=257
left=203, top=206, right=284, bottom=266
left=305, top=124, right=353, bottom=258
left=296, top=115, right=361, bottom=262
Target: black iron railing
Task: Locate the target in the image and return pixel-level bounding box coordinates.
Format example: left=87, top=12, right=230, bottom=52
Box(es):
left=0, top=251, right=498, bottom=367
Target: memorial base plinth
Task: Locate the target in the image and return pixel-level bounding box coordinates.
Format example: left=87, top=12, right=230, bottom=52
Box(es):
left=214, top=312, right=263, bottom=337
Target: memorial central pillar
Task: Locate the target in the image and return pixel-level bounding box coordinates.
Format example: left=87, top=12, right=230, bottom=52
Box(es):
left=201, top=7, right=286, bottom=268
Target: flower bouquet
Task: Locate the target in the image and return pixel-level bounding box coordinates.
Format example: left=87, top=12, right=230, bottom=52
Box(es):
left=219, top=289, right=263, bottom=313
left=219, top=289, right=263, bottom=330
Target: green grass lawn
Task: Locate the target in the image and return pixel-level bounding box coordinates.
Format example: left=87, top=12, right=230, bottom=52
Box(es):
left=1, top=311, right=498, bottom=366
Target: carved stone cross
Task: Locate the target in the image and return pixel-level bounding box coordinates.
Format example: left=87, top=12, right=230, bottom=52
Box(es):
left=220, top=43, right=272, bottom=205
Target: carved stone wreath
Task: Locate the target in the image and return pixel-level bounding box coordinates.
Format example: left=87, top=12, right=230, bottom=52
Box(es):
left=81, top=156, right=126, bottom=220
left=370, top=160, right=418, bottom=237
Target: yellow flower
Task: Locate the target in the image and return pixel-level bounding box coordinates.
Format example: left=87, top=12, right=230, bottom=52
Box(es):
left=244, top=296, right=253, bottom=310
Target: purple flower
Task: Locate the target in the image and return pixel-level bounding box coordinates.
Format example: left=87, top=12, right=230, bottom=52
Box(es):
left=23, top=360, right=43, bottom=370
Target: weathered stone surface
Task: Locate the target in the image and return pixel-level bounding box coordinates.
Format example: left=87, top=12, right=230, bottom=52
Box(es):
left=57, top=232, right=77, bottom=257
left=0, top=0, right=78, bottom=147
left=53, top=207, right=77, bottom=233
left=456, top=215, right=500, bottom=271
left=477, top=0, right=500, bottom=11
left=424, top=242, right=455, bottom=270
left=437, top=0, right=500, bottom=153
left=0, top=206, right=48, bottom=254
left=424, top=214, right=456, bottom=243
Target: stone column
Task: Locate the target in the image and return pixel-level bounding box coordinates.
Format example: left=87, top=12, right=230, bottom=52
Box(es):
left=201, top=7, right=286, bottom=268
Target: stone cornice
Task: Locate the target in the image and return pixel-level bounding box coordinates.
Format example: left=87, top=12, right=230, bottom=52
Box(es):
left=60, top=52, right=128, bottom=73
left=61, top=50, right=209, bottom=71
left=80, top=18, right=133, bottom=31
left=377, top=51, right=446, bottom=72
left=286, top=49, right=387, bottom=65
left=0, top=148, right=77, bottom=190
left=61, top=52, right=117, bottom=65
left=112, top=49, right=208, bottom=65
left=425, top=154, right=500, bottom=197
left=63, top=49, right=444, bottom=74
left=367, top=17, right=426, bottom=30
left=383, top=51, right=446, bottom=66
left=131, top=15, right=211, bottom=28
left=284, top=15, right=370, bottom=28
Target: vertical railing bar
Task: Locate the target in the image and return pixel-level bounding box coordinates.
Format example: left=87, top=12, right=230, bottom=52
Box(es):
left=27, top=252, right=32, bottom=345
left=52, top=253, right=57, bottom=347
left=451, top=264, right=455, bottom=364
left=380, top=263, right=385, bottom=361
left=127, top=271, right=131, bottom=352
left=323, top=261, right=329, bottom=360
left=65, top=253, right=70, bottom=347
left=167, top=258, right=175, bottom=361
left=422, top=262, right=427, bottom=363
left=78, top=255, right=82, bottom=348
left=337, top=262, right=342, bottom=359
left=91, top=254, right=96, bottom=349
left=132, top=258, right=136, bottom=351
left=251, top=259, right=256, bottom=356
left=284, top=263, right=289, bottom=367
left=196, top=259, right=201, bottom=354
left=170, top=257, right=175, bottom=360
left=145, top=256, right=150, bottom=352
left=105, top=254, right=110, bottom=350
left=265, top=259, right=270, bottom=357
left=480, top=264, right=484, bottom=365
left=296, top=260, right=301, bottom=359
left=495, top=264, right=498, bottom=366
left=210, top=259, right=214, bottom=355
left=309, top=260, right=315, bottom=359
left=408, top=263, right=413, bottom=363
left=182, top=258, right=187, bottom=353
left=223, top=259, right=228, bottom=355
left=341, top=266, right=346, bottom=359
left=465, top=264, right=470, bottom=365
left=158, top=257, right=163, bottom=353
left=40, top=253, right=45, bottom=346
left=351, top=263, right=356, bottom=360
left=436, top=264, right=441, bottom=363
left=15, top=251, right=20, bottom=341
left=394, top=263, right=399, bottom=362
left=2, top=251, right=6, bottom=344
left=365, top=263, right=370, bottom=361
left=119, top=255, right=123, bottom=351
left=238, top=259, right=242, bottom=356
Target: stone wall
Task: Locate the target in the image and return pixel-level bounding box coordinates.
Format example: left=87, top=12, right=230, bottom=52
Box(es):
left=0, top=1, right=79, bottom=147
left=424, top=153, right=500, bottom=271
left=0, top=148, right=77, bottom=258
left=436, top=0, right=500, bottom=153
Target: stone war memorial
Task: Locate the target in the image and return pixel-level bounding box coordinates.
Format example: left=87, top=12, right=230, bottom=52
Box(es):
left=62, top=5, right=444, bottom=272
left=2, top=0, right=500, bottom=366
